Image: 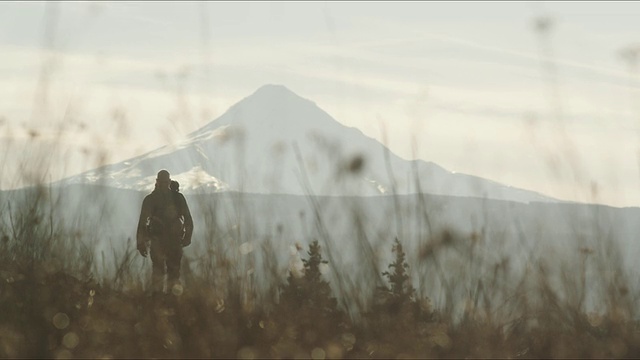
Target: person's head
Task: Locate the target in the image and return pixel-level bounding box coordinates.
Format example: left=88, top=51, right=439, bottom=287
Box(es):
left=155, top=169, right=171, bottom=190
left=170, top=180, right=180, bottom=192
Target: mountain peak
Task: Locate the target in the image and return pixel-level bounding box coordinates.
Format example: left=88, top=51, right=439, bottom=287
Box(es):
left=239, top=84, right=312, bottom=111
left=58, top=84, right=559, bottom=203
left=195, top=83, right=334, bottom=134
left=252, top=84, right=297, bottom=96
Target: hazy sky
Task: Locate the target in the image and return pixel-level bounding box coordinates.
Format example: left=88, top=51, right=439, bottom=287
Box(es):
left=2, top=1, right=640, bottom=207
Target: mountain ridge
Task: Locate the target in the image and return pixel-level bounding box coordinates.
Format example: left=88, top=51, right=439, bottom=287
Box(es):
left=56, top=84, right=558, bottom=203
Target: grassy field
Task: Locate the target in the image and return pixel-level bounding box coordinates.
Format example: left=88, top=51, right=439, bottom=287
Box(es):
left=1, top=183, right=640, bottom=359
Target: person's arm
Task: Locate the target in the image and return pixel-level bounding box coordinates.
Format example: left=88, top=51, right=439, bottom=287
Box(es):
left=136, top=196, right=151, bottom=256
left=180, top=194, right=193, bottom=247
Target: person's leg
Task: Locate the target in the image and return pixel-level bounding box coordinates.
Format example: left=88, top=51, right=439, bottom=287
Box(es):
left=150, top=241, right=167, bottom=294
left=166, top=241, right=183, bottom=294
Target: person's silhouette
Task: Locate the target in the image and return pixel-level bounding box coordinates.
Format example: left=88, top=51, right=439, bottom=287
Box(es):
left=136, top=170, right=193, bottom=294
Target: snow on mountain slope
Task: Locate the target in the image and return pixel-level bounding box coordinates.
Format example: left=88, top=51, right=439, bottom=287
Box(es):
left=58, top=84, right=557, bottom=203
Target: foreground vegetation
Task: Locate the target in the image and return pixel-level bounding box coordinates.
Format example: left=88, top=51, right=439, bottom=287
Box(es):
left=1, top=185, right=640, bottom=359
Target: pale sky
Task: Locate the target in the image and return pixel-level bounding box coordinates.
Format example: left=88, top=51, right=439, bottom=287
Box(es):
left=2, top=1, right=640, bottom=207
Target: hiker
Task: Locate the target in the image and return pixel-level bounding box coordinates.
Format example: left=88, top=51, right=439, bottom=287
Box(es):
left=136, top=170, right=193, bottom=294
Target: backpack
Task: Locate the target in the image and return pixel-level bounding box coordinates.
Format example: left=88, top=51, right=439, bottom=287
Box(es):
left=147, top=189, right=184, bottom=236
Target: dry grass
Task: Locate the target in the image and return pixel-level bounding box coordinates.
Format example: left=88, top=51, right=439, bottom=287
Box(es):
left=1, top=180, right=640, bottom=359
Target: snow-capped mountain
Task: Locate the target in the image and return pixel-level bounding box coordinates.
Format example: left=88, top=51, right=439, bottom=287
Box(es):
left=58, top=84, right=556, bottom=203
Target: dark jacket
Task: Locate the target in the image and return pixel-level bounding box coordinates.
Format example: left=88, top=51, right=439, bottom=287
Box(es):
left=136, top=187, right=193, bottom=246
